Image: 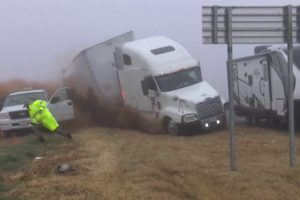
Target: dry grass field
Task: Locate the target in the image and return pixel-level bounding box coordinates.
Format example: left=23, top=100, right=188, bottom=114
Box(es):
left=2, top=126, right=299, bottom=200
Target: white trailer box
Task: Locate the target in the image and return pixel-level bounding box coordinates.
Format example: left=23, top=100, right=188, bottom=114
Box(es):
left=63, top=32, right=225, bottom=135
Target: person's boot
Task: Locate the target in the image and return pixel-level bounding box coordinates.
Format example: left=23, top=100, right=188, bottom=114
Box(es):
left=38, top=136, right=46, bottom=143
left=56, top=128, right=72, bottom=139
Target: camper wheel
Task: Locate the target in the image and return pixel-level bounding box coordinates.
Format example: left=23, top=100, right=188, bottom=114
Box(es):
left=267, top=113, right=280, bottom=126
left=163, top=117, right=180, bottom=136
left=246, top=114, right=261, bottom=126
left=254, top=116, right=261, bottom=125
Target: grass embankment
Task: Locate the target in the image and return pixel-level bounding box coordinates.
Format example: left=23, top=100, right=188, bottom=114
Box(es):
left=0, top=134, right=67, bottom=200
left=6, top=127, right=300, bottom=200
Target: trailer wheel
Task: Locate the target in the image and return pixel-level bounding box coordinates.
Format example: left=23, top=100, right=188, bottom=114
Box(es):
left=267, top=113, right=279, bottom=125
left=254, top=116, right=261, bottom=125
left=163, top=118, right=180, bottom=136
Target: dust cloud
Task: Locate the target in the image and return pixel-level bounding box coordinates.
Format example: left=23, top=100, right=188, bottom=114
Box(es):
left=68, top=89, right=163, bottom=134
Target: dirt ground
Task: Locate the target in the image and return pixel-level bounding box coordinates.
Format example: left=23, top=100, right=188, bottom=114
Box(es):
left=3, top=126, right=299, bottom=200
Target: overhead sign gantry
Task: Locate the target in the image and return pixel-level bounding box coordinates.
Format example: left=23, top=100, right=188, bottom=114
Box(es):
left=202, top=5, right=300, bottom=170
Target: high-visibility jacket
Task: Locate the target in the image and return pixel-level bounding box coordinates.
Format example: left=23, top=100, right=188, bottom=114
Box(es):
left=28, top=100, right=59, bottom=132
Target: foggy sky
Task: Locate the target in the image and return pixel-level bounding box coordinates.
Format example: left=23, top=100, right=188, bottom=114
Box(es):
left=0, top=0, right=299, bottom=99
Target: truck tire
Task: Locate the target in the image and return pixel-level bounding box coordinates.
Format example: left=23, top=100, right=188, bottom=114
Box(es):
left=163, top=118, right=180, bottom=136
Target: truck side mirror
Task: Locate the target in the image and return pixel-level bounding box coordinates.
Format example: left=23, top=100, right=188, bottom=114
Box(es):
left=141, top=80, right=149, bottom=96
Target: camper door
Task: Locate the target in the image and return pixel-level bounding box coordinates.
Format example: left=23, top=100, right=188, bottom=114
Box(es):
left=258, top=59, right=271, bottom=110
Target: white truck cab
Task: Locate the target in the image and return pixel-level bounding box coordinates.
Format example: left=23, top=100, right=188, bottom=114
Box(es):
left=117, top=36, right=225, bottom=135
left=0, top=87, right=74, bottom=135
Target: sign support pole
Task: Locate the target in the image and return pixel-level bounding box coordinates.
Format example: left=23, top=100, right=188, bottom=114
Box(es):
left=286, top=5, right=296, bottom=168
left=226, top=7, right=236, bottom=171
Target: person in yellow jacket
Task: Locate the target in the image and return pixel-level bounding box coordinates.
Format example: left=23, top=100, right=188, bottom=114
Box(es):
left=25, top=100, right=72, bottom=142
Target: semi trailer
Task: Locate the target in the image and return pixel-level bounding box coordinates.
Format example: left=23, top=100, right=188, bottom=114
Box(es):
left=63, top=32, right=225, bottom=135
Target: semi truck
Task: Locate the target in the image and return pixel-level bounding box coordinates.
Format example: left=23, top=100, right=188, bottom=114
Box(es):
left=63, top=31, right=225, bottom=135
left=232, top=45, right=300, bottom=125
left=0, top=88, right=74, bottom=136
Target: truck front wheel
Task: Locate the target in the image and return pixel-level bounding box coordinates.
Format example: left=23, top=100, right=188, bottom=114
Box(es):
left=163, top=118, right=180, bottom=136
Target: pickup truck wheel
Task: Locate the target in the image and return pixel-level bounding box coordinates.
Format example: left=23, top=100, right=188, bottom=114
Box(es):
left=1, top=131, right=10, bottom=138
left=164, top=119, right=180, bottom=136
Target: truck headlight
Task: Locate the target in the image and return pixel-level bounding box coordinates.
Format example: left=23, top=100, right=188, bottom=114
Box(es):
left=0, top=113, right=10, bottom=120
left=182, top=114, right=198, bottom=123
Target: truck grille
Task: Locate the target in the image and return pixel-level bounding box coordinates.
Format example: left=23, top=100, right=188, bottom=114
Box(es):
left=196, top=97, right=223, bottom=120
left=9, top=110, right=30, bottom=120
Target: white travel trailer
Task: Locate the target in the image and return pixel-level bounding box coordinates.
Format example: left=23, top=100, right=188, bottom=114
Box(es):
left=233, top=45, right=300, bottom=124
left=63, top=32, right=225, bottom=135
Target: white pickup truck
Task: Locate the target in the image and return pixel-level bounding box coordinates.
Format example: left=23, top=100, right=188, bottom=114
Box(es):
left=0, top=87, right=74, bottom=136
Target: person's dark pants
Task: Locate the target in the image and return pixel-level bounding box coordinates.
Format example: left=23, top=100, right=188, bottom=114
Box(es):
left=31, top=124, right=72, bottom=142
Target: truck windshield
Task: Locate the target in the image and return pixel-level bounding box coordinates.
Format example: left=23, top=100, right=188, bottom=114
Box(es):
left=155, top=66, right=202, bottom=92
left=3, top=92, right=47, bottom=107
